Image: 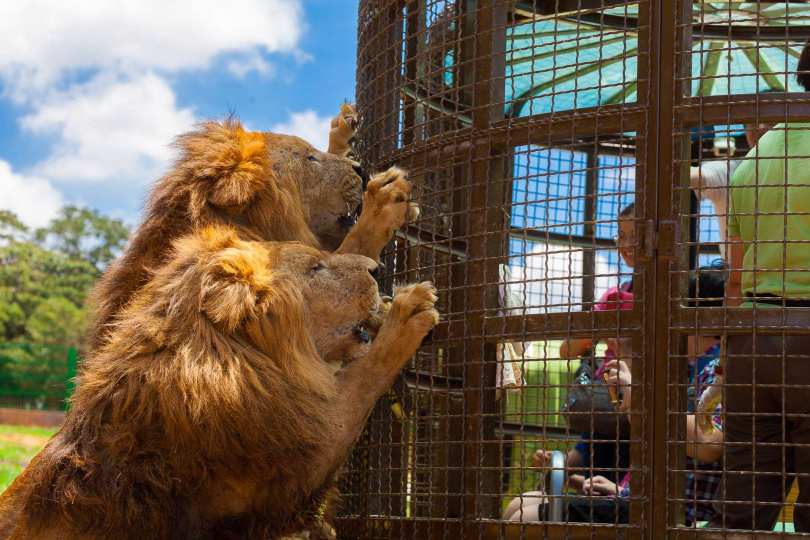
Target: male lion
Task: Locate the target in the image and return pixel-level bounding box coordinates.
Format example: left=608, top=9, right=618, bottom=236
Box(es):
left=91, top=104, right=418, bottom=348
left=0, top=227, right=438, bottom=539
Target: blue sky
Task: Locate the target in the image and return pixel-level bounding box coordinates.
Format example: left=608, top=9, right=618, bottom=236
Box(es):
left=0, top=0, right=359, bottom=228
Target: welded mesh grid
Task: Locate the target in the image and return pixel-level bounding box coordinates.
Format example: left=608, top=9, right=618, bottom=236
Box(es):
left=508, top=143, right=636, bottom=312
left=662, top=1, right=810, bottom=536
left=344, top=2, right=648, bottom=538
left=339, top=0, right=810, bottom=538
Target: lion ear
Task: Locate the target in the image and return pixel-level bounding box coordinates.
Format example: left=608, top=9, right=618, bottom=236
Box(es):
left=200, top=245, right=269, bottom=333
left=194, top=120, right=274, bottom=209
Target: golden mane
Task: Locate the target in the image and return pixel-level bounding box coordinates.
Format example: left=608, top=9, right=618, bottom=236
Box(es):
left=90, top=118, right=320, bottom=349
left=0, top=226, right=438, bottom=538
left=18, top=228, right=340, bottom=538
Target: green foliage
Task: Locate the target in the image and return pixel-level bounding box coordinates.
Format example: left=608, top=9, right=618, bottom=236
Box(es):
left=0, top=208, right=130, bottom=351
left=0, top=211, right=28, bottom=242
left=35, top=205, right=129, bottom=271
left=0, top=344, right=76, bottom=410
left=26, top=299, right=85, bottom=350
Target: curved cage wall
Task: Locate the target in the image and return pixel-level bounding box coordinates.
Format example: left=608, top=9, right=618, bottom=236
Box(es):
left=340, top=1, right=810, bottom=538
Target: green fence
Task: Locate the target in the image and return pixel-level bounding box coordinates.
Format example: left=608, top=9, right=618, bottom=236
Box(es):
left=0, top=344, right=77, bottom=411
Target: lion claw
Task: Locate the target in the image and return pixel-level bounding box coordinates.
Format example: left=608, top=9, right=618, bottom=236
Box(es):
left=328, top=102, right=359, bottom=157
left=362, top=167, right=418, bottom=234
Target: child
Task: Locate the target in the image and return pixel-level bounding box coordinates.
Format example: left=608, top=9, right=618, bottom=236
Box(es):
left=504, top=265, right=725, bottom=525
left=556, top=202, right=635, bottom=487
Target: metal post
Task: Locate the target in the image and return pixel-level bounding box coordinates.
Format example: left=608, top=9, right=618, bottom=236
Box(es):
left=65, top=347, right=78, bottom=411
left=547, top=450, right=566, bottom=522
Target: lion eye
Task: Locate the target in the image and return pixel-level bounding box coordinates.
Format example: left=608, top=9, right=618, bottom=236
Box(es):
left=312, top=263, right=326, bottom=272
left=308, top=155, right=319, bottom=162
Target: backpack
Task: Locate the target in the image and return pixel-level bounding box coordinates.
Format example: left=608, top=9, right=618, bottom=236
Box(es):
left=562, top=358, right=631, bottom=436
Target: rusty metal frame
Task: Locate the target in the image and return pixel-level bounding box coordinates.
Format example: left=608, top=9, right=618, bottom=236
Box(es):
left=346, top=0, right=810, bottom=537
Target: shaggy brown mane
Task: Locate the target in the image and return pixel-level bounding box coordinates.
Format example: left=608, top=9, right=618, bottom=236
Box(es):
left=0, top=106, right=427, bottom=539
left=90, top=118, right=318, bottom=348
left=26, top=229, right=341, bottom=537
left=0, top=226, right=437, bottom=539
left=90, top=106, right=417, bottom=355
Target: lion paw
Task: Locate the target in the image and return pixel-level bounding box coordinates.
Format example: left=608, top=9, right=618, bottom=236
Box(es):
left=364, top=167, right=420, bottom=230
left=366, top=295, right=392, bottom=340
left=327, top=102, right=358, bottom=157
left=388, top=282, right=439, bottom=339
left=336, top=167, right=419, bottom=262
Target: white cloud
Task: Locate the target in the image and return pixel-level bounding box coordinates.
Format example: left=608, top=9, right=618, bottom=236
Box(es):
left=271, top=110, right=332, bottom=152
left=0, top=0, right=305, bottom=98
left=0, top=0, right=313, bottom=224
left=20, top=72, right=196, bottom=182
left=0, top=160, right=63, bottom=229
left=227, top=53, right=276, bottom=79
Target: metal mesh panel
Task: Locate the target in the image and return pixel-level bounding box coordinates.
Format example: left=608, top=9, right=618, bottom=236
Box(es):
left=664, top=3, right=810, bottom=537
left=340, top=0, right=810, bottom=537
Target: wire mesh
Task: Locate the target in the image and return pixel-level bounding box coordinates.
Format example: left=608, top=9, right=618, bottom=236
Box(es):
left=340, top=0, right=810, bottom=538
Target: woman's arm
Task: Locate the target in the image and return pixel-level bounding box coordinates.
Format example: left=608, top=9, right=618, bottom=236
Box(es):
left=582, top=475, right=618, bottom=496
left=604, top=358, right=632, bottom=416
left=686, top=414, right=724, bottom=462
left=559, top=338, right=591, bottom=359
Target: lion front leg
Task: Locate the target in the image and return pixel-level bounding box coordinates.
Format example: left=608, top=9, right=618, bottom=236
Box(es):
left=334, top=167, right=420, bottom=262
left=306, top=282, right=438, bottom=492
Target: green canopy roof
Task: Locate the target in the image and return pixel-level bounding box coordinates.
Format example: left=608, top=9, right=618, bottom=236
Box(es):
left=505, top=2, right=810, bottom=116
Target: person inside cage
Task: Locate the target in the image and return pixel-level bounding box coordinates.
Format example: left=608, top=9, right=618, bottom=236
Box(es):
left=605, top=264, right=726, bottom=528
left=503, top=264, right=726, bottom=525
left=559, top=201, right=636, bottom=362
left=689, top=110, right=777, bottom=261
left=554, top=202, right=635, bottom=488
left=502, top=340, right=635, bottom=524
left=680, top=261, right=728, bottom=526
left=697, top=43, right=810, bottom=532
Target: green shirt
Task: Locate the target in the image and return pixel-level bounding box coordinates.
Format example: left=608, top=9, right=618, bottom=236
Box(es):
left=728, top=123, right=810, bottom=300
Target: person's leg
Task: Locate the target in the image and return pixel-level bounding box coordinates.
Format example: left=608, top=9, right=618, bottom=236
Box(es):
left=564, top=497, right=629, bottom=524
left=708, top=335, right=789, bottom=530
left=782, top=335, right=810, bottom=532
left=589, top=438, right=626, bottom=484
left=503, top=491, right=546, bottom=521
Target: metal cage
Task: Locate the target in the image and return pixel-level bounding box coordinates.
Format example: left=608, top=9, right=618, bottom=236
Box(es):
left=339, top=1, right=810, bottom=538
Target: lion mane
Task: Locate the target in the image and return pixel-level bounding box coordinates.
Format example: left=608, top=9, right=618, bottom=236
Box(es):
left=90, top=117, right=322, bottom=348
left=90, top=108, right=415, bottom=351
left=0, top=108, right=426, bottom=539
left=5, top=228, right=383, bottom=539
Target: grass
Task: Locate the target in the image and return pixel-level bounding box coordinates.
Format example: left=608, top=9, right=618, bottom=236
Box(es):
left=0, top=424, right=57, bottom=492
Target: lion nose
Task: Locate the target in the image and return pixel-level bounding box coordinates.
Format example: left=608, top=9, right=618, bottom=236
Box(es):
left=369, top=263, right=383, bottom=280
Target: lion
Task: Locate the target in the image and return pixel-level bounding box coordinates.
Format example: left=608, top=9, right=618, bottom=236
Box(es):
left=90, top=104, right=418, bottom=349
left=0, top=227, right=438, bottom=539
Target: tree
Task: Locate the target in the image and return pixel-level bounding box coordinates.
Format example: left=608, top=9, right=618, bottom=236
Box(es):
left=0, top=208, right=130, bottom=350
left=26, top=298, right=85, bottom=350
left=35, top=206, right=129, bottom=271
left=0, top=210, right=28, bottom=242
